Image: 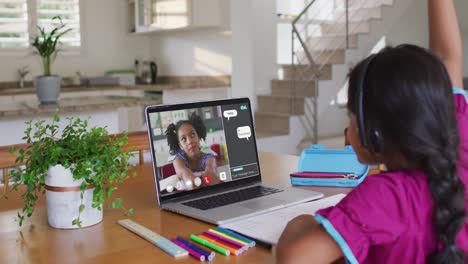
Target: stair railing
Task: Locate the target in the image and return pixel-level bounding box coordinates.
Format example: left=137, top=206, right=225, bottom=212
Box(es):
left=291, top=0, right=321, bottom=145
left=291, top=0, right=385, bottom=145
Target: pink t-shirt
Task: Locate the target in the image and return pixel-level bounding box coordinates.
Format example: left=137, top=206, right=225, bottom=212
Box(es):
left=315, top=93, right=468, bottom=263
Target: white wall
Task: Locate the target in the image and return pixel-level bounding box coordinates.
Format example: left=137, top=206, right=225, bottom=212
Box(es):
left=0, top=0, right=151, bottom=82
left=149, top=29, right=232, bottom=76
left=386, top=0, right=468, bottom=77
left=148, top=0, right=231, bottom=76
left=455, top=0, right=468, bottom=79
left=230, top=0, right=277, bottom=109
left=151, top=0, right=277, bottom=109
left=386, top=0, right=427, bottom=47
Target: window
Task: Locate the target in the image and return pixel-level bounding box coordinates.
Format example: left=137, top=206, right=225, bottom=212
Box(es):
left=37, top=0, right=81, bottom=47
left=0, top=0, right=29, bottom=47
left=0, top=0, right=81, bottom=49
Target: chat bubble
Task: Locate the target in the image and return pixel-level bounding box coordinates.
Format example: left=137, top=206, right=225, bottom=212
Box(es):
left=223, top=109, right=238, bottom=120
left=237, top=126, right=252, bottom=141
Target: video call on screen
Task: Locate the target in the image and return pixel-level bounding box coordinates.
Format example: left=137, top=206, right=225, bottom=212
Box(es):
left=148, top=102, right=259, bottom=197
left=221, top=104, right=259, bottom=180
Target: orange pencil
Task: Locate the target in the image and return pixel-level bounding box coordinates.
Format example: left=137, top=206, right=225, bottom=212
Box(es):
left=198, top=234, right=243, bottom=255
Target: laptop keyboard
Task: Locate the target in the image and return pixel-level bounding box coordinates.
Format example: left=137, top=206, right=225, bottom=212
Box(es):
left=182, top=186, right=283, bottom=210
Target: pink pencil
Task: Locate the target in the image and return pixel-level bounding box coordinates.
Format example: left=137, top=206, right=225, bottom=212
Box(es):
left=203, top=231, right=247, bottom=250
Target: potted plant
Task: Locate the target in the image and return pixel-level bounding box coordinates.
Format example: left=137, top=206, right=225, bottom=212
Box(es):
left=32, top=16, right=71, bottom=105
left=7, top=116, right=135, bottom=229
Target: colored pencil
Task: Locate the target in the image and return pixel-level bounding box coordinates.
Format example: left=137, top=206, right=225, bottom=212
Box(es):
left=203, top=231, right=247, bottom=250
left=190, top=234, right=230, bottom=256
left=176, top=237, right=215, bottom=261
left=208, top=228, right=250, bottom=247
left=198, top=234, right=243, bottom=256
left=215, top=227, right=256, bottom=247
left=171, top=239, right=205, bottom=261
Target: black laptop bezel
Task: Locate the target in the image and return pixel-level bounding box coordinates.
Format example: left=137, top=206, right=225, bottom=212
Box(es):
left=145, top=97, right=262, bottom=205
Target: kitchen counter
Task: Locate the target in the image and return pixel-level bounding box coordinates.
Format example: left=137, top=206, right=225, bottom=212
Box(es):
left=0, top=84, right=171, bottom=96
left=0, top=95, right=161, bottom=120
left=0, top=75, right=231, bottom=96
left=0, top=75, right=231, bottom=146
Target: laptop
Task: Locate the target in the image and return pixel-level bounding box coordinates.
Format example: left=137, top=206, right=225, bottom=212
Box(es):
left=145, top=97, right=323, bottom=225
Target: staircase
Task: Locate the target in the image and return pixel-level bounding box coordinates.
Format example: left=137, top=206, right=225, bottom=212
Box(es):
left=255, top=0, right=405, bottom=152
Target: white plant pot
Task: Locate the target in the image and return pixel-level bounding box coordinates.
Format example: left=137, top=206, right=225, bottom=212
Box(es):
left=34, top=75, right=61, bottom=105
left=45, top=165, right=103, bottom=229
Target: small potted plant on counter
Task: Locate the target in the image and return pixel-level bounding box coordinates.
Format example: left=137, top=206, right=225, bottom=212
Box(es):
left=32, top=16, right=71, bottom=105
left=7, top=116, right=135, bottom=228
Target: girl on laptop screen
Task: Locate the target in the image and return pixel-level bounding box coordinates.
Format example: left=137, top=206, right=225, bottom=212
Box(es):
left=165, top=112, right=221, bottom=190
left=276, top=0, right=468, bottom=263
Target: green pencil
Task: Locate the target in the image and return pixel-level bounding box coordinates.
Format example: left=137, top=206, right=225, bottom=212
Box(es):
left=190, top=234, right=231, bottom=256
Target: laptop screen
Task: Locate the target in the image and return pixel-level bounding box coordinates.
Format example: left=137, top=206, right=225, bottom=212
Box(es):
left=145, top=98, right=261, bottom=202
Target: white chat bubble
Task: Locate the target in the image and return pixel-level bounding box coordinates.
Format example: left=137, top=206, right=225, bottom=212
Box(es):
left=237, top=126, right=252, bottom=141
left=223, top=109, right=238, bottom=120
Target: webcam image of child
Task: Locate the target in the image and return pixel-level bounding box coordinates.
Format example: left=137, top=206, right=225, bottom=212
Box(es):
left=149, top=107, right=231, bottom=195
left=165, top=112, right=221, bottom=190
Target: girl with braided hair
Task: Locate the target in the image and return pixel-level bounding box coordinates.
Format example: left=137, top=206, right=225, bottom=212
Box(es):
left=276, top=0, right=468, bottom=263
left=165, top=112, right=219, bottom=189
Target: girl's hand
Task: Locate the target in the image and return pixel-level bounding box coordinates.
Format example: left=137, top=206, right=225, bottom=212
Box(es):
left=173, top=158, right=197, bottom=189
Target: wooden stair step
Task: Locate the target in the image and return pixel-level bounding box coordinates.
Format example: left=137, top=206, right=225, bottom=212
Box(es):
left=271, top=80, right=316, bottom=97
left=320, top=21, right=370, bottom=35
left=281, top=64, right=332, bottom=80
left=294, top=50, right=345, bottom=65
left=257, top=95, right=304, bottom=115
left=308, top=35, right=358, bottom=50
left=330, top=6, right=382, bottom=22
left=335, top=0, right=392, bottom=9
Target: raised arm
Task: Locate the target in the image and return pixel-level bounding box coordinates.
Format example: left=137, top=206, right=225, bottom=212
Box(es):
left=428, top=0, right=463, bottom=88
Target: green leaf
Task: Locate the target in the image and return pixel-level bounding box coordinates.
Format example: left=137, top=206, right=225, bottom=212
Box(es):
left=124, top=208, right=135, bottom=216
left=105, top=186, right=116, bottom=199
left=72, top=218, right=82, bottom=228
left=111, top=198, right=122, bottom=209
left=3, top=114, right=138, bottom=228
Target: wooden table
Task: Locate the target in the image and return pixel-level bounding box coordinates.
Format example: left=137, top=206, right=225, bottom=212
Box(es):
left=0, top=152, right=352, bottom=264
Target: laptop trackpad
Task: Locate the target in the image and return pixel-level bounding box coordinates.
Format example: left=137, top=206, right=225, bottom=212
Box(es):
left=239, top=198, right=285, bottom=210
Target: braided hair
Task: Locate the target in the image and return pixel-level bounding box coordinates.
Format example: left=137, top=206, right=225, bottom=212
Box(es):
left=347, top=44, right=466, bottom=263
left=165, top=112, right=207, bottom=155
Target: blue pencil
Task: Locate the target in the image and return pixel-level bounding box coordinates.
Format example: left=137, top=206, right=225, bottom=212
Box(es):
left=215, top=227, right=256, bottom=247
left=176, top=236, right=215, bottom=261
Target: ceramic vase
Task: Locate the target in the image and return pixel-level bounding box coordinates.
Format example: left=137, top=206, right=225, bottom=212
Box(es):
left=45, top=164, right=102, bottom=229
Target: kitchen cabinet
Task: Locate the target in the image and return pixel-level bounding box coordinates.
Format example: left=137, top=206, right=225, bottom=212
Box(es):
left=129, top=0, right=222, bottom=33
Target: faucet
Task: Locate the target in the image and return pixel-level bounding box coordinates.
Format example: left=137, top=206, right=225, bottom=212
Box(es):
left=18, top=66, right=29, bottom=88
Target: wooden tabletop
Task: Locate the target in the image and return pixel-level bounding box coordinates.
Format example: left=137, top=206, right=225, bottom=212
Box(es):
left=0, top=152, right=352, bottom=264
